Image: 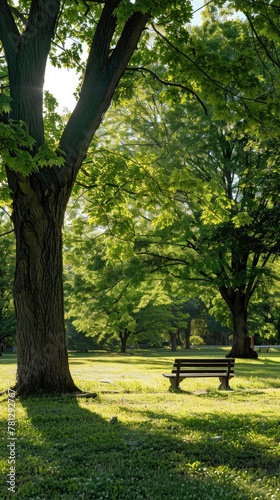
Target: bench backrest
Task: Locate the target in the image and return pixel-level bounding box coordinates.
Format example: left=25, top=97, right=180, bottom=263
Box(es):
left=172, top=358, right=235, bottom=376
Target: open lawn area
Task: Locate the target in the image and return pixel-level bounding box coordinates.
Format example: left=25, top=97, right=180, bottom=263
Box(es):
left=0, top=347, right=279, bottom=499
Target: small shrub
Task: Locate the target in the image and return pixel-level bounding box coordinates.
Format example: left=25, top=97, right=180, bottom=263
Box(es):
left=190, top=335, right=205, bottom=345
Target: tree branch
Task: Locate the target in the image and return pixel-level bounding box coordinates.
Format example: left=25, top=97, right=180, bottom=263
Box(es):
left=127, top=66, right=208, bottom=115
left=151, top=23, right=227, bottom=93
left=151, top=21, right=269, bottom=118
left=0, top=0, right=20, bottom=63
left=74, top=0, right=105, bottom=16
left=59, top=4, right=150, bottom=189
left=10, top=6, right=28, bottom=26
left=246, top=13, right=280, bottom=69
left=0, top=229, right=13, bottom=238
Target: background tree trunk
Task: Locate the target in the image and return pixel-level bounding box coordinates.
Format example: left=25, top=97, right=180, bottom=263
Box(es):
left=119, top=329, right=130, bottom=353
left=225, top=290, right=252, bottom=358
left=170, top=332, right=177, bottom=351
left=185, top=318, right=191, bottom=349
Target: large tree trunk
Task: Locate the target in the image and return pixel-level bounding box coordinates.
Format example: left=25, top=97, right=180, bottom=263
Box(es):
left=9, top=172, right=80, bottom=395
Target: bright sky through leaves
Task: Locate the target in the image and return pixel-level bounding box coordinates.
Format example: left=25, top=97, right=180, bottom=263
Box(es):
left=44, top=0, right=204, bottom=111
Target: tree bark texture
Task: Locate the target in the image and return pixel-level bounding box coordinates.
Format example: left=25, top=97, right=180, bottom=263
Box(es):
left=0, top=0, right=150, bottom=394
left=9, top=172, right=81, bottom=395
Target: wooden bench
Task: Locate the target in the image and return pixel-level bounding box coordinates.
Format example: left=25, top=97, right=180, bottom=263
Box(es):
left=254, top=345, right=280, bottom=353
left=163, top=358, right=235, bottom=390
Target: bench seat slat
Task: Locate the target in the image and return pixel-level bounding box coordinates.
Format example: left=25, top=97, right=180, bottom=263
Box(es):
left=174, top=361, right=234, bottom=365
left=171, top=367, right=234, bottom=371
left=174, top=358, right=235, bottom=364
left=164, top=372, right=233, bottom=378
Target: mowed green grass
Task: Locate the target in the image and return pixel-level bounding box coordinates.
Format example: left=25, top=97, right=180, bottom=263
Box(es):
left=0, top=347, right=279, bottom=499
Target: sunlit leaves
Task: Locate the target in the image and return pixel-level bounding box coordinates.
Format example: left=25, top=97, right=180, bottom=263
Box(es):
left=231, top=211, right=253, bottom=228
left=0, top=119, right=36, bottom=174
left=0, top=94, right=11, bottom=113
left=0, top=119, right=64, bottom=174
left=115, top=0, right=193, bottom=25
left=43, top=91, right=66, bottom=146
left=200, top=192, right=233, bottom=226
left=34, top=143, right=65, bottom=168
left=0, top=92, right=65, bottom=174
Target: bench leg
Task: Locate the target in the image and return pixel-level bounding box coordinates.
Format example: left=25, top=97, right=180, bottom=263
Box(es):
left=169, top=379, right=176, bottom=390
left=169, top=378, right=183, bottom=391
left=218, top=376, right=232, bottom=391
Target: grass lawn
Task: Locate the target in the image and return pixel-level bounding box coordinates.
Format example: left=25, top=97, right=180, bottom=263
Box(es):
left=0, top=347, right=279, bottom=499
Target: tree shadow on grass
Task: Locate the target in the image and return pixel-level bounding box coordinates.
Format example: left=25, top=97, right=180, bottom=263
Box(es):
left=1, top=392, right=278, bottom=500
left=79, top=357, right=172, bottom=368
left=121, top=404, right=279, bottom=473
left=236, top=358, right=280, bottom=387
